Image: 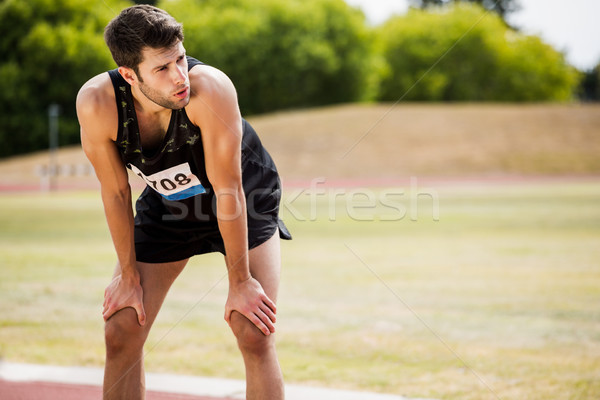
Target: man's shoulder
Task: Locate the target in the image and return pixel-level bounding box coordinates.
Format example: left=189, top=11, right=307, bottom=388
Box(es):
left=187, top=65, right=239, bottom=128
left=189, top=64, right=234, bottom=95
left=76, top=71, right=116, bottom=116
left=188, top=64, right=238, bottom=113
left=76, top=71, right=119, bottom=142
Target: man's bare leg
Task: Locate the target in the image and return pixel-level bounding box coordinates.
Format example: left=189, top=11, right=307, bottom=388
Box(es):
left=229, top=231, right=285, bottom=400
left=103, top=259, right=188, bottom=400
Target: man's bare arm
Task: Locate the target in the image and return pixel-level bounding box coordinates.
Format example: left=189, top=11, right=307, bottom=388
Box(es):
left=76, top=74, right=146, bottom=326
left=188, top=66, right=276, bottom=335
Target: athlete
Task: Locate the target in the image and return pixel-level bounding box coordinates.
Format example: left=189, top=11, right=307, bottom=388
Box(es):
left=76, top=5, right=291, bottom=400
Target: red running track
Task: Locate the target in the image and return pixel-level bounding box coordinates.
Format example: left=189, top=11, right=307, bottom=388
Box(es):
left=0, top=379, right=235, bottom=400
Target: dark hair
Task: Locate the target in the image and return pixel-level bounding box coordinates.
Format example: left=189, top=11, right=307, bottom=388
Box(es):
left=104, top=5, right=184, bottom=73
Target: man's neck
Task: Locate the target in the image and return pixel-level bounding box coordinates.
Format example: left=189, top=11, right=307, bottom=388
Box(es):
left=131, top=85, right=169, bottom=116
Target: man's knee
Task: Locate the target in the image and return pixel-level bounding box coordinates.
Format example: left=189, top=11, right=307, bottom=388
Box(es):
left=104, top=307, right=147, bottom=356
left=230, top=311, right=275, bottom=356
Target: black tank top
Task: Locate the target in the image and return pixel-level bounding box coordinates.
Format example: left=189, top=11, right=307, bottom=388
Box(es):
left=107, top=56, right=280, bottom=224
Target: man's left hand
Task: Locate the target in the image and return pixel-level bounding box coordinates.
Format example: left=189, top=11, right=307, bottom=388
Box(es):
left=224, top=276, right=276, bottom=336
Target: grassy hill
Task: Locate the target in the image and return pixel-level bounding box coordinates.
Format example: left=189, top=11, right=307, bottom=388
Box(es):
left=1, top=103, right=599, bottom=189
left=253, top=103, right=600, bottom=182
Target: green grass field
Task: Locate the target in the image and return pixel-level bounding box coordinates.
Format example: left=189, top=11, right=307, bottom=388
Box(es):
left=1, top=180, right=599, bottom=400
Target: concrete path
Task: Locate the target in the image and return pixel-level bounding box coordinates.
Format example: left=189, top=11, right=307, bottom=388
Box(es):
left=0, top=362, right=436, bottom=400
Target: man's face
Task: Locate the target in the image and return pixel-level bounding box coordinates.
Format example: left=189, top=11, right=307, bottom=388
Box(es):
left=135, top=41, right=190, bottom=110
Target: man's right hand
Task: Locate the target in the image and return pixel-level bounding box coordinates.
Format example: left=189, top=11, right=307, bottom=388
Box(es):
left=102, top=271, right=146, bottom=326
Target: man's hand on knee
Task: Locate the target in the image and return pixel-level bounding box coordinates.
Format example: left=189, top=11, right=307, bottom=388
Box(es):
left=103, top=271, right=146, bottom=326
left=224, top=276, right=276, bottom=336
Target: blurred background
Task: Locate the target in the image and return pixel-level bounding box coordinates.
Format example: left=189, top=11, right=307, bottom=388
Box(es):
left=0, top=1, right=599, bottom=400
left=0, top=0, right=598, bottom=160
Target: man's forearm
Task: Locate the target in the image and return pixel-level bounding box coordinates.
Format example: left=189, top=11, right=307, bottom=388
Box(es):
left=216, top=186, right=251, bottom=283
left=101, top=186, right=137, bottom=274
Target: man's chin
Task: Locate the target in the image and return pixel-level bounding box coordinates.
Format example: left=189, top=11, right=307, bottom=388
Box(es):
left=173, top=97, right=190, bottom=110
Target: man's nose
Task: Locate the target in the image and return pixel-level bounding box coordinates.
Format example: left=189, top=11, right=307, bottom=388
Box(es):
left=173, top=65, right=186, bottom=85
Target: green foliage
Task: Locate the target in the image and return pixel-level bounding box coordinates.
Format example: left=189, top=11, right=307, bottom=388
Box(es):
left=159, top=0, right=376, bottom=115
left=376, top=3, right=579, bottom=102
left=0, top=0, right=585, bottom=158
left=0, top=0, right=129, bottom=157
left=410, top=0, right=521, bottom=20
left=579, top=62, right=600, bottom=101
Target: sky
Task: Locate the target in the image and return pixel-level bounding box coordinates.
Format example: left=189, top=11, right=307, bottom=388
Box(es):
left=344, top=0, right=600, bottom=71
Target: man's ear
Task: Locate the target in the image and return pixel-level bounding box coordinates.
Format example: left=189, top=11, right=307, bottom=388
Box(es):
left=118, top=66, right=138, bottom=85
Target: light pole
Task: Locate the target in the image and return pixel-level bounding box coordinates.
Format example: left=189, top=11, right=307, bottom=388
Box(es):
left=48, top=103, right=60, bottom=191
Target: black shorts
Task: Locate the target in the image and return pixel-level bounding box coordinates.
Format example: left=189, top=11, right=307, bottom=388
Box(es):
left=133, top=176, right=291, bottom=264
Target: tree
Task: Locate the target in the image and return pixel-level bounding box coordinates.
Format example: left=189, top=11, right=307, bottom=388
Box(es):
left=376, top=3, right=578, bottom=102
left=159, top=0, right=376, bottom=115
left=0, top=0, right=130, bottom=157
left=579, top=63, right=600, bottom=101
left=410, top=0, right=520, bottom=21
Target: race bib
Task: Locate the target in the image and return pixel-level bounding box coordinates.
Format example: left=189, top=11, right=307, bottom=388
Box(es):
left=129, top=162, right=206, bottom=200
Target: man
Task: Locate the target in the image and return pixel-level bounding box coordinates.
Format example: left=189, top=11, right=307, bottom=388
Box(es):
left=76, top=5, right=291, bottom=400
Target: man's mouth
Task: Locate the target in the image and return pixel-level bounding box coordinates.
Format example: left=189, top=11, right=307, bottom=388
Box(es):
left=174, top=86, right=189, bottom=99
